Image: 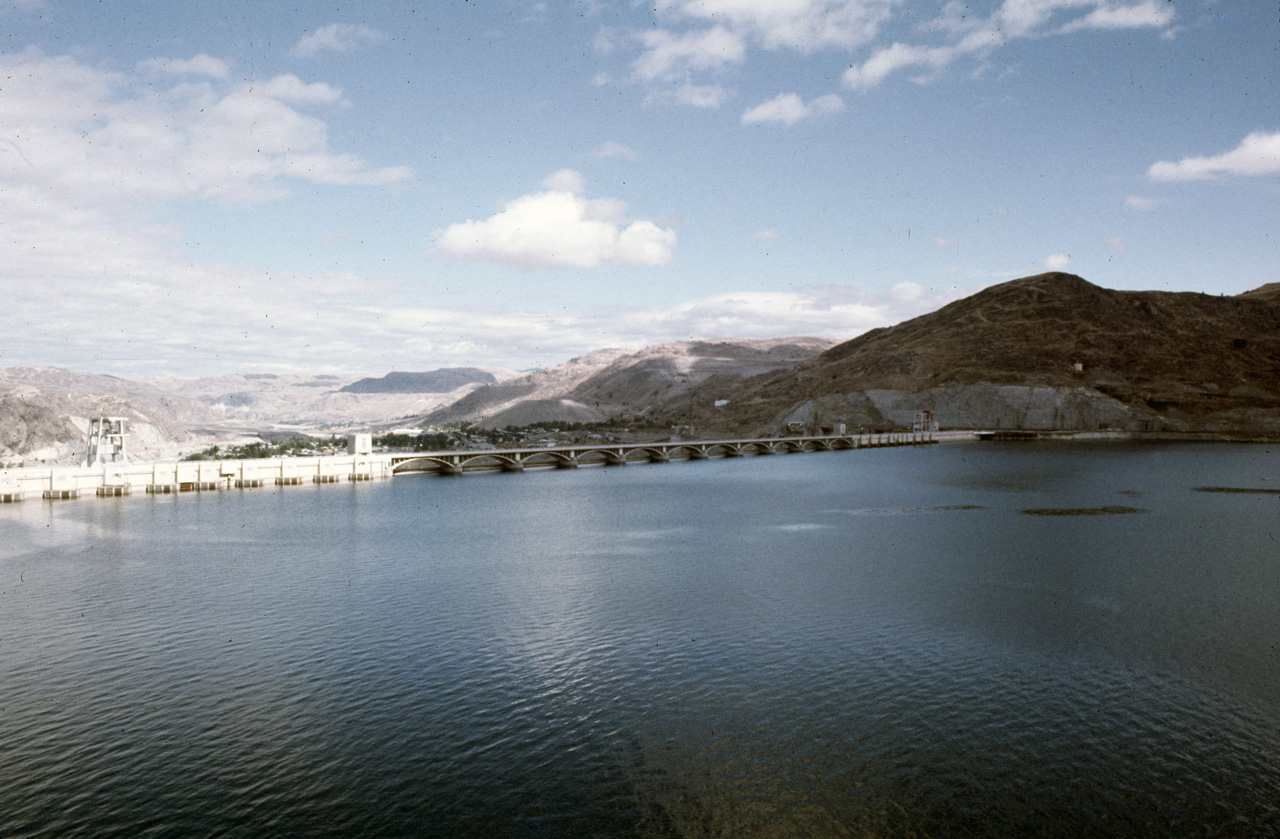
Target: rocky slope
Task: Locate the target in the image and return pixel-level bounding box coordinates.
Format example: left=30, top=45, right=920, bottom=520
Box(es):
left=416, top=349, right=635, bottom=428
left=417, top=339, right=835, bottom=429
left=674, top=273, right=1280, bottom=436
left=0, top=367, right=217, bottom=465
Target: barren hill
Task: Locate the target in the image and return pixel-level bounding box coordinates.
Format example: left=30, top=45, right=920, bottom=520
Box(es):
left=417, top=349, right=635, bottom=427
left=672, top=273, right=1280, bottom=435
left=339, top=368, right=503, bottom=394
left=0, top=367, right=217, bottom=465
left=419, top=339, right=835, bottom=429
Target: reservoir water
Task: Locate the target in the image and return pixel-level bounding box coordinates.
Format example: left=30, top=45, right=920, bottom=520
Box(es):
left=2, top=442, right=1279, bottom=837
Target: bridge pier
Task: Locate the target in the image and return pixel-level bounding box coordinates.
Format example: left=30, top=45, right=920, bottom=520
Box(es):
left=501, top=462, right=524, bottom=472
left=687, top=450, right=709, bottom=460
left=556, top=458, right=579, bottom=469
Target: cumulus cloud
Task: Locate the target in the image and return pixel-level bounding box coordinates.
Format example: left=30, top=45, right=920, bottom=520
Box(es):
left=619, top=1, right=896, bottom=107
left=290, top=23, right=388, bottom=58
left=0, top=49, right=410, bottom=205
left=432, top=171, right=676, bottom=270
left=1106, top=236, right=1126, bottom=252
left=136, top=53, right=229, bottom=79
left=844, top=1, right=1174, bottom=91
left=741, top=92, right=844, bottom=125
left=654, top=0, right=898, bottom=52
left=1147, top=130, right=1280, bottom=181
left=632, top=25, right=746, bottom=82
left=1044, top=253, right=1072, bottom=271
left=754, top=229, right=779, bottom=239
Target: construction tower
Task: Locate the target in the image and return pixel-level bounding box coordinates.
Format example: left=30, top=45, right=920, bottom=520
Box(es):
left=84, top=417, right=130, bottom=467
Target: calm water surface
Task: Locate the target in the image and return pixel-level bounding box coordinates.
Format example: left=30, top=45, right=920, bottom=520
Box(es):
left=2, top=442, right=1279, bottom=837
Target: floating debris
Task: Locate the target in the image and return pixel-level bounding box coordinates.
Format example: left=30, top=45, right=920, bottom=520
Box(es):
left=1193, top=487, right=1280, bottom=494
left=1020, top=505, right=1147, bottom=516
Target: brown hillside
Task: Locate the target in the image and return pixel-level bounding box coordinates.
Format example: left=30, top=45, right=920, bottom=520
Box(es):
left=667, top=273, right=1280, bottom=434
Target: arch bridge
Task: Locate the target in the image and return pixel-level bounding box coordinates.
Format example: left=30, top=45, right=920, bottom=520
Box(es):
left=389, top=432, right=932, bottom=476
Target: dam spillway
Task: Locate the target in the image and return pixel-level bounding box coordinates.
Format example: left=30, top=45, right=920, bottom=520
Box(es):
left=0, top=432, right=935, bottom=503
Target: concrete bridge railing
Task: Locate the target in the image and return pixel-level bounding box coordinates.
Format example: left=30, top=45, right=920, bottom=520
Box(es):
left=388, top=432, right=934, bottom=475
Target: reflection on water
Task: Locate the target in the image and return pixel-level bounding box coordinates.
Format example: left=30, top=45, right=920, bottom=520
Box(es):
left=2, top=442, right=1280, bottom=837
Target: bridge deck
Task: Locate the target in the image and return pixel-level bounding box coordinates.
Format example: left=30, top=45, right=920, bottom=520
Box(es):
left=389, top=432, right=934, bottom=474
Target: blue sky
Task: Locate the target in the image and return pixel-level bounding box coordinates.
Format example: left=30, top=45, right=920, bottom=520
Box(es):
left=0, top=0, right=1275, bottom=376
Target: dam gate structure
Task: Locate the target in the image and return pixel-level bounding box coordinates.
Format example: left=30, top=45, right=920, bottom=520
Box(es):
left=0, top=432, right=935, bottom=503
left=83, top=417, right=129, bottom=468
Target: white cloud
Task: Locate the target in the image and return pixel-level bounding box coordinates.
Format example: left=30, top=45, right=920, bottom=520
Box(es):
left=657, top=0, right=899, bottom=52
left=617, top=281, right=973, bottom=344
left=645, top=82, right=731, bottom=108
left=1106, top=236, right=1126, bottom=252
left=290, top=23, right=388, bottom=58
left=432, top=172, right=676, bottom=270
left=741, top=92, right=844, bottom=125
left=258, top=74, right=346, bottom=105
left=845, top=1, right=1174, bottom=91
left=624, top=1, right=896, bottom=106
left=754, top=229, right=779, bottom=239
left=1147, top=130, right=1280, bottom=182
left=632, top=26, right=746, bottom=82
left=1057, top=0, right=1175, bottom=34
left=1043, top=253, right=1072, bottom=271
left=0, top=49, right=410, bottom=206
left=591, top=141, right=638, bottom=160
left=0, top=167, right=969, bottom=376
left=136, top=54, right=229, bottom=79
left=1124, top=195, right=1164, bottom=210
left=542, top=168, right=587, bottom=193
left=673, top=83, right=731, bottom=108
left=845, top=41, right=959, bottom=90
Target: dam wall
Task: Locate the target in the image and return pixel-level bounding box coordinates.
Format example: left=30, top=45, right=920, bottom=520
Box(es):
left=0, top=454, right=395, bottom=501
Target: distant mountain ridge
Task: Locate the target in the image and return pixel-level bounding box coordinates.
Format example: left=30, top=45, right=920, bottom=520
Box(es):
left=416, top=339, right=836, bottom=429
left=339, top=368, right=500, bottom=394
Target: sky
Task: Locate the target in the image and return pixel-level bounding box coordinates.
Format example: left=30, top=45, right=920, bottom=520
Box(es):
left=0, top=0, right=1275, bottom=377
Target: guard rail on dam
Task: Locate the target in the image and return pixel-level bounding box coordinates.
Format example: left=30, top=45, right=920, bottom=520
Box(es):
left=0, top=432, right=933, bottom=502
